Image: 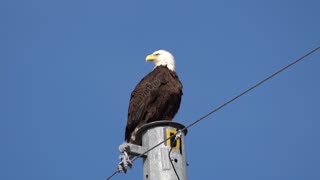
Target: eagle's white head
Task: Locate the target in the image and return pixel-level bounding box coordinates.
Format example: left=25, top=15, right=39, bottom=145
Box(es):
left=145, top=50, right=175, bottom=71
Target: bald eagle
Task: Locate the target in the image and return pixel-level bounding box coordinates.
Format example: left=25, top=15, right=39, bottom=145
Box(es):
left=125, top=50, right=183, bottom=145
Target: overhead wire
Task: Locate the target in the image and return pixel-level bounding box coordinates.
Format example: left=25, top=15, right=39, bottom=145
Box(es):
left=106, top=170, right=119, bottom=180
left=182, top=46, right=320, bottom=132
left=106, top=46, right=320, bottom=180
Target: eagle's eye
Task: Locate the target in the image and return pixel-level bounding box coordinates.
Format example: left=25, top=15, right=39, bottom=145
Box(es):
left=154, top=53, right=160, bottom=56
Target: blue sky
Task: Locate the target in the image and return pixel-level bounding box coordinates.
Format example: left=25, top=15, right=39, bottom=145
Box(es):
left=1, top=0, right=320, bottom=179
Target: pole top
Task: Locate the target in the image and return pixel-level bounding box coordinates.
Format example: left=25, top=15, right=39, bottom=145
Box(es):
left=136, top=120, right=188, bottom=142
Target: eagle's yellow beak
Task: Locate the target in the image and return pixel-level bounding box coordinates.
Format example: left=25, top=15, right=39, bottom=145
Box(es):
left=146, top=54, right=157, bottom=62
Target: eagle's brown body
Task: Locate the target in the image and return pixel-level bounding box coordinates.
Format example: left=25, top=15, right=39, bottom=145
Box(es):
left=125, top=65, right=183, bottom=144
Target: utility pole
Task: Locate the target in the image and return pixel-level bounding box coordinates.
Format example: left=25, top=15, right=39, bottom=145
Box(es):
left=120, top=121, right=188, bottom=180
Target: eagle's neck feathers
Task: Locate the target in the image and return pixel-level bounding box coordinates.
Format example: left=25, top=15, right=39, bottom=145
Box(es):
left=154, top=58, right=175, bottom=71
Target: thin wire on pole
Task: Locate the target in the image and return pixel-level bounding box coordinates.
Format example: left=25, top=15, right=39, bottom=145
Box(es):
left=168, top=138, right=181, bottom=180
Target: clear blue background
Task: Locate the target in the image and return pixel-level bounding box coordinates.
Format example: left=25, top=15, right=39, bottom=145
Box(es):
left=1, top=0, right=320, bottom=179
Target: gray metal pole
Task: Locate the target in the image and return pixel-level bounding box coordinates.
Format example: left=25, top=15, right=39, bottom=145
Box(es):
left=136, top=121, right=188, bottom=180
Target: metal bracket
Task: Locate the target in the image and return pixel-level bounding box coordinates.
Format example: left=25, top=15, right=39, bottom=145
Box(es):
left=126, top=143, right=148, bottom=157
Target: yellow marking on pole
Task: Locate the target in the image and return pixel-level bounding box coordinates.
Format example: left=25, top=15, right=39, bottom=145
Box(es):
left=166, top=129, right=180, bottom=151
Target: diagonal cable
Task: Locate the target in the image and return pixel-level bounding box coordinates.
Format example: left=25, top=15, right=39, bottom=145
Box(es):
left=106, top=46, right=320, bottom=180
